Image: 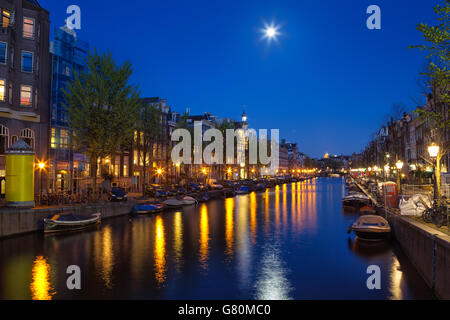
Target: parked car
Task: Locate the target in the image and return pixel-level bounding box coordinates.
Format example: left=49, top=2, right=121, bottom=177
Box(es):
left=110, top=187, right=127, bottom=202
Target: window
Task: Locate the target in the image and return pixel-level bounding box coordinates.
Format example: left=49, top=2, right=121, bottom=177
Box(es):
left=0, top=124, right=8, bottom=154
left=20, top=85, right=32, bottom=106
left=0, top=42, right=6, bottom=65
left=23, top=17, right=34, bottom=39
left=20, top=128, right=34, bottom=149
left=2, top=10, right=10, bottom=28
left=10, top=47, right=13, bottom=68
left=60, top=129, right=69, bottom=148
left=50, top=128, right=56, bottom=149
left=123, top=165, right=128, bottom=177
left=0, top=79, right=5, bottom=101
left=21, top=51, right=33, bottom=73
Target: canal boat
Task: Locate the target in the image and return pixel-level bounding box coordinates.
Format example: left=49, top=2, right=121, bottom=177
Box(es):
left=44, top=213, right=101, bottom=234
left=180, top=196, right=197, bottom=206
left=163, top=198, right=184, bottom=209
left=133, top=203, right=166, bottom=214
left=349, top=215, right=391, bottom=241
left=342, top=193, right=370, bottom=210
left=236, top=186, right=249, bottom=195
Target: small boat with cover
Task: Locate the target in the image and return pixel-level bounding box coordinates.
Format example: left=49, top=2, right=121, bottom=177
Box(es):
left=44, top=213, right=101, bottom=233
left=348, top=215, right=391, bottom=241
left=133, top=203, right=166, bottom=214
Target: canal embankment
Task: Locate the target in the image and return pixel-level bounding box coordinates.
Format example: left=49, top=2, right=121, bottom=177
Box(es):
left=0, top=201, right=135, bottom=239
left=353, top=179, right=450, bottom=299
left=0, top=188, right=233, bottom=239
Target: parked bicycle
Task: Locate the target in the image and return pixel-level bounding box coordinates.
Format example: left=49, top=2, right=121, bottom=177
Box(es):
left=422, top=197, right=448, bottom=228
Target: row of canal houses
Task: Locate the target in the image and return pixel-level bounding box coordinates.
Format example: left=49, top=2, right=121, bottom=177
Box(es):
left=351, top=92, right=449, bottom=193
left=0, top=0, right=305, bottom=196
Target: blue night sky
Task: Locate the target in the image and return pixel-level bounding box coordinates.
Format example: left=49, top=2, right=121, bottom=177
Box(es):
left=42, top=0, right=436, bottom=158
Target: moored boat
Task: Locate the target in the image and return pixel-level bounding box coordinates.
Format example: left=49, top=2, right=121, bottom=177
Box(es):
left=236, top=186, right=249, bottom=195
left=44, top=213, right=101, bottom=234
left=163, top=198, right=184, bottom=209
left=180, top=196, right=197, bottom=206
left=349, top=215, right=391, bottom=241
left=133, top=203, right=166, bottom=214
left=342, top=193, right=370, bottom=210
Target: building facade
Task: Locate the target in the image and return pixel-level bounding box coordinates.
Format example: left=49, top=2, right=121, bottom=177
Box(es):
left=0, top=0, right=50, bottom=197
left=48, top=26, right=89, bottom=193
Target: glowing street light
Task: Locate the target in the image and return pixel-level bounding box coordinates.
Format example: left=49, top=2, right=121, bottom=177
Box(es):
left=427, top=143, right=440, bottom=199
left=396, top=160, right=404, bottom=194
left=38, top=162, right=45, bottom=170
left=396, top=160, right=404, bottom=170
left=428, top=143, right=439, bottom=158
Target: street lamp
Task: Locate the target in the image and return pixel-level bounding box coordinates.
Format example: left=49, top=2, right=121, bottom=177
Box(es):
left=383, top=164, right=390, bottom=181
left=37, top=161, right=45, bottom=205
left=396, top=160, right=403, bottom=194
left=428, top=143, right=440, bottom=199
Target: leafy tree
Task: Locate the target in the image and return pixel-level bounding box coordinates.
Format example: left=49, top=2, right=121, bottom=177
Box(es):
left=63, top=50, right=140, bottom=198
left=135, top=102, right=163, bottom=194
left=410, top=0, right=450, bottom=196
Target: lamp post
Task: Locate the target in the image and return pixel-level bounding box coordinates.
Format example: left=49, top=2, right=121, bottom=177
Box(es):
left=38, top=161, right=45, bottom=205
left=396, top=160, right=403, bottom=194
left=384, top=164, right=390, bottom=181
left=428, top=143, right=440, bottom=200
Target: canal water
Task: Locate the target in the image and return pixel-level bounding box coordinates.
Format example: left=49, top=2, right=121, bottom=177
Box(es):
left=0, top=178, right=433, bottom=300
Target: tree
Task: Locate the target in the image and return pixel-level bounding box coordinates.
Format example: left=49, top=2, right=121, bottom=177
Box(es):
left=135, top=102, right=163, bottom=195
left=215, top=119, right=236, bottom=180
left=63, top=50, right=140, bottom=198
left=410, top=0, right=450, bottom=196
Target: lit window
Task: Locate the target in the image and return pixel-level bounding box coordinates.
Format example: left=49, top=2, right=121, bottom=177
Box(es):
left=0, top=42, right=6, bottom=65
left=60, top=129, right=69, bottom=148
left=50, top=128, right=57, bottom=149
left=123, top=165, right=128, bottom=177
left=0, top=79, right=5, bottom=101
left=23, top=17, right=35, bottom=39
left=20, top=85, right=32, bottom=106
left=21, top=51, right=33, bottom=73
left=2, top=10, right=10, bottom=28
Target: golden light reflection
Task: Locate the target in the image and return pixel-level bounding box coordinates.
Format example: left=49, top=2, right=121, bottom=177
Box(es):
left=199, top=204, right=210, bottom=270
left=264, top=189, right=270, bottom=233
left=390, top=257, right=403, bottom=300
left=30, top=256, right=54, bottom=300
left=291, top=183, right=296, bottom=226
left=275, top=185, right=280, bottom=232
left=250, top=192, right=257, bottom=244
left=225, top=197, right=235, bottom=260
left=173, top=211, right=183, bottom=272
left=154, top=216, right=167, bottom=285
left=101, top=226, right=114, bottom=289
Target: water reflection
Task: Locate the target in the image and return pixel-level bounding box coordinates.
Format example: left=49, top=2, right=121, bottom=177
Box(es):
left=154, top=216, right=167, bottom=286
left=30, top=256, right=54, bottom=300
left=0, top=178, right=432, bottom=300
left=250, top=192, right=257, bottom=244
left=225, top=198, right=235, bottom=260
left=199, top=204, right=210, bottom=270
left=173, top=211, right=183, bottom=272
left=254, top=245, right=292, bottom=300
left=94, top=225, right=114, bottom=289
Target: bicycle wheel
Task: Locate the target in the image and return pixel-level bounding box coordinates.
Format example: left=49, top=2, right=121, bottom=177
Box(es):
left=422, top=208, right=433, bottom=223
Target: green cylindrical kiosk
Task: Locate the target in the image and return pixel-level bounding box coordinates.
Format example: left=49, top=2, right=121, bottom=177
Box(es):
left=5, top=140, right=35, bottom=208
